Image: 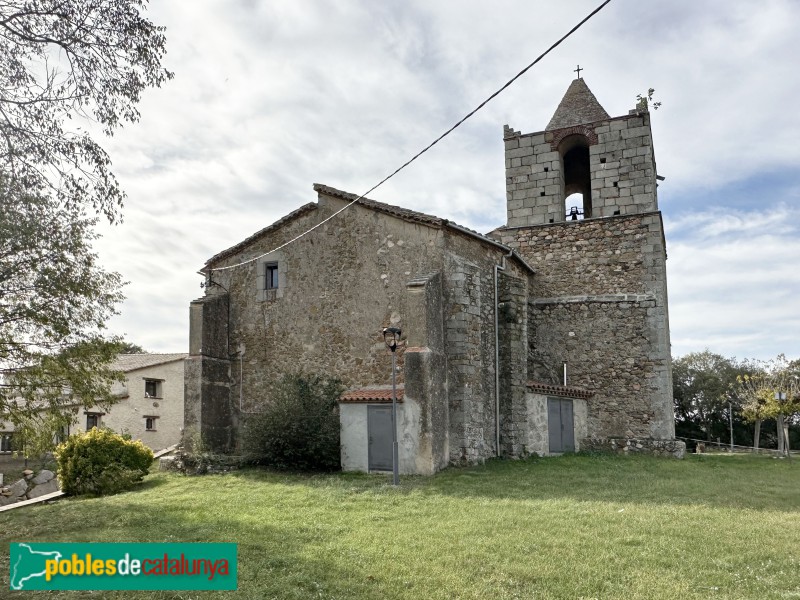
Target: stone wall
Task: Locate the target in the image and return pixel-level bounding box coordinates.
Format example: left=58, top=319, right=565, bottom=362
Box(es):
left=581, top=437, right=686, bottom=459
left=498, top=271, right=528, bottom=457
left=0, top=469, right=59, bottom=506
left=197, top=188, right=532, bottom=465
left=503, top=110, right=658, bottom=227
left=495, top=213, right=673, bottom=440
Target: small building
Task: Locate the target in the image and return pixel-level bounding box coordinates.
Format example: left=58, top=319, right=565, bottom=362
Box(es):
left=84, top=353, right=187, bottom=451
left=1, top=353, right=187, bottom=456
left=184, top=78, right=683, bottom=473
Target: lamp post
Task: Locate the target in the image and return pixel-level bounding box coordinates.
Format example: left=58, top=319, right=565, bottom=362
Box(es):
left=383, top=327, right=401, bottom=486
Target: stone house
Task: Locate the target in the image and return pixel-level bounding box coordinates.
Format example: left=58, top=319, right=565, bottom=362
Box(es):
left=1, top=353, right=187, bottom=456
left=185, top=78, right=683, bottom=474
left=84, top=353, right=187, bottom=451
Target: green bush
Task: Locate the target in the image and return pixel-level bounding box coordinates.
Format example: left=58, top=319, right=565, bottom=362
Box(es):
left=242, top=373, right=343, bottom=471
left=55, top=427, right=154, bottom=495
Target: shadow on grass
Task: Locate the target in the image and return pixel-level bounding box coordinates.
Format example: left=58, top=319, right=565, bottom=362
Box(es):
left=219, top=452, right=800, bottom=513
left=0, top=496, right=395, bottom=600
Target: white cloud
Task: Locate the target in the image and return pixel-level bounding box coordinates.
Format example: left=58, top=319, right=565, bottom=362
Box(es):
left=80, top=1, right=799, bottom=361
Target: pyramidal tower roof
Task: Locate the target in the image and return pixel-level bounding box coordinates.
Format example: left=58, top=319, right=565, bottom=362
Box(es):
left=546, top=78, right=610, bottom=130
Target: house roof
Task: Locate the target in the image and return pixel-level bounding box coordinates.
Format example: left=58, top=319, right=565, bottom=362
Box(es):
left=546, top=78, right=610, bottom=131
left=339, top=385, right=405, bottom=403
left=204, top=184, right=534, bottom=274
left=205, top=202, right=318, bottom=267
left=112, top=354, right=188, bottom=372
left=313, top=184, right=535, bottom=274
left=527, top=381, right=594, bottom=399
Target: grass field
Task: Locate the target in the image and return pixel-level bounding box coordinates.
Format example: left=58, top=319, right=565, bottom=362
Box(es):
left=1, top=453, right=799, bottom=599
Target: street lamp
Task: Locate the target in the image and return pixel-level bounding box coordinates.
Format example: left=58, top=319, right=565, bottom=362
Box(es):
left=383, top=327, right=401, bottom=486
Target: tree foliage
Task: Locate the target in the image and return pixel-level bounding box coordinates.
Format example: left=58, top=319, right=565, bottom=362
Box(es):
left=737, top=355, right=800, bottom=423
left=242, top=373, right=344, bottom=471
left=0, top=0, right=170, bottom=428
left=673, top=350, right=740, bottom=437
left=55, top=427, right=153, bottom=495
left=0, top=0, right=172, bottom=222
left=0, top=184, right=126, bottom=423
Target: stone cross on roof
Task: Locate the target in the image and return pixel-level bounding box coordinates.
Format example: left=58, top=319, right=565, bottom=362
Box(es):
left=574, top=64, right=582, bottom=78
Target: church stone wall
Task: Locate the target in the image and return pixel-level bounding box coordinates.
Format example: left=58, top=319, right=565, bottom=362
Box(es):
left=496, top=212, right=673, bottom=440
left=196, top=190, right=532, bottom=465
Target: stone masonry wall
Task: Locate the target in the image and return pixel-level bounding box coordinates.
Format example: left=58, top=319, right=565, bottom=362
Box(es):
left=504, top=111, right=658, bottom=227
left=498, top=272, right=528, bottom=457
left=495, top=213, right=673, bottom=440
left=208, top=196, right=443, bottom=442
left=202, top=190, right=532, bottom=462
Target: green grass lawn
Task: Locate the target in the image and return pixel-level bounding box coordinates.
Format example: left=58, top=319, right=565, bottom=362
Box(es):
left=1, top=453, right=799, bottom=599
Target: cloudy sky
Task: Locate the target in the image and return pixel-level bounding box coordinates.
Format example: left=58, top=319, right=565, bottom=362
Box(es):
left=94, top=0, right=799, bottom=361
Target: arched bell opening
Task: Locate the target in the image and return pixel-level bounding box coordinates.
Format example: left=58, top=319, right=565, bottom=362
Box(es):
left=559, top=135, right=592, bottom=220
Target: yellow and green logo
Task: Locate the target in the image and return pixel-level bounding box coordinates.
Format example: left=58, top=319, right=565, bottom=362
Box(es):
left=9, top=543, right=237, bottom=591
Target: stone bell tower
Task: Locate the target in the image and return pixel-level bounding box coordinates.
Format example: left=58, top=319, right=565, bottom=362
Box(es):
left=494, top=76, right=676, bottom=444
left=504, top=77, right=659, bottom=227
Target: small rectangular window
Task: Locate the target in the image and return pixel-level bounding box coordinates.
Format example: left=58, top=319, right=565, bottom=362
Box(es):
left=265, top=262, right=279, bottom=290
left=144, top=379, right=162, bottom=398
left=145, top=417, right=158, bottom=431
left=0, top=433, right=13, bottom=452
left=86, top=413, right=101, bottom=430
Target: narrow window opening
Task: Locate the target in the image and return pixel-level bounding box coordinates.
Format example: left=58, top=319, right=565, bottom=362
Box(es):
left=265, top=262, right=279, bottom=290
left=613, top=181, right=618, bottom=187
left=560, top=135, right=592, bottom=219
left=544, top=167, right=549, bottom=173
left=600, top=157, right=606, bottom=164
left=145, top=416, right=158, bottom=431
left=540, top=191, right=545, bottom=197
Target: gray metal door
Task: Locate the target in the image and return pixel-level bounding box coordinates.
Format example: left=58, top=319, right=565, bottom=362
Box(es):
left=547, top=397, right=575, bottom=453
left=368, top=405, right=393, bottom=471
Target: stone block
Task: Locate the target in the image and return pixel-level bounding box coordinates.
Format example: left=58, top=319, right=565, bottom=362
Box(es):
left=26, top=479, right=60, bottom=499
left=31, top=470, right=55, bottom=485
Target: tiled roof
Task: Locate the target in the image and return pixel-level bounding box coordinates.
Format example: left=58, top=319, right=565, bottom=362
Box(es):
left=112, top=354, right=188, bottom=372
left=202, top=183, right=535, bottom=275
left=314, top=184, right=535, bottom=274
left=546, top=78, right=610, bottom=131
left=527, top=381, right=594, bottom=399
left=205, top=203, right=318, bottom=268
left=340, top=385, right=405, bottom=403
left=314, top=184, right=447, bottom=227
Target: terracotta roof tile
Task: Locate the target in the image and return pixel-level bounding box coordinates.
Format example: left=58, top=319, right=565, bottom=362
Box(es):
left=527, top=380, right=594, bottom=399
left=340, top=385, right=405, bottom=403
left=112, top=353, right=188, bottom=372
left=205, top=203, right=318, bottom=268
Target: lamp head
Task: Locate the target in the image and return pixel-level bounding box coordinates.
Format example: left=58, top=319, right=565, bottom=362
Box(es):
left=382, top=327, right=402, bottom=352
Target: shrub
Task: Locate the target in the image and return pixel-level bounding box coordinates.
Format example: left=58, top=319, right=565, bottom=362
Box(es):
left=242, top=373, right=343, bottom=471
left=55, top=427, right=154, bottom=495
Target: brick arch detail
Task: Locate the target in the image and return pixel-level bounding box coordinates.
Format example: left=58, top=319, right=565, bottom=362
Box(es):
left=549, top=125, right=598, bottom=150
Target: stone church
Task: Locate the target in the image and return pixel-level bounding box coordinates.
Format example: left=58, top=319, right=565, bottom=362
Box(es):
left=184, top=78, right=683, bottom=474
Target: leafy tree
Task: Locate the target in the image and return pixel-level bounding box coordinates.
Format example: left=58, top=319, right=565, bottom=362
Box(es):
left=1, top=187, right=125, bottom=423
left=0, top=2, right=170, bottom=427
left=673, top=350, right=741, bottom=442
left=118, top=341, right=147, bottom=354
left=0, top=0, right=172, bottom=222
left=737, top=355, right=800, bottom=454
left=241, top=373, right=344, bottom=471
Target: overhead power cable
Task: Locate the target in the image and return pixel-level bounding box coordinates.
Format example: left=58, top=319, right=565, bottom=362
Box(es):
left=210, top=0, right=612, bottom=273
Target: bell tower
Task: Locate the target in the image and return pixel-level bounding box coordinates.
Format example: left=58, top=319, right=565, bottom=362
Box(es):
left=495, top=75, right=676, bottom=444
left=504, top=77, right=659, bottom=227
